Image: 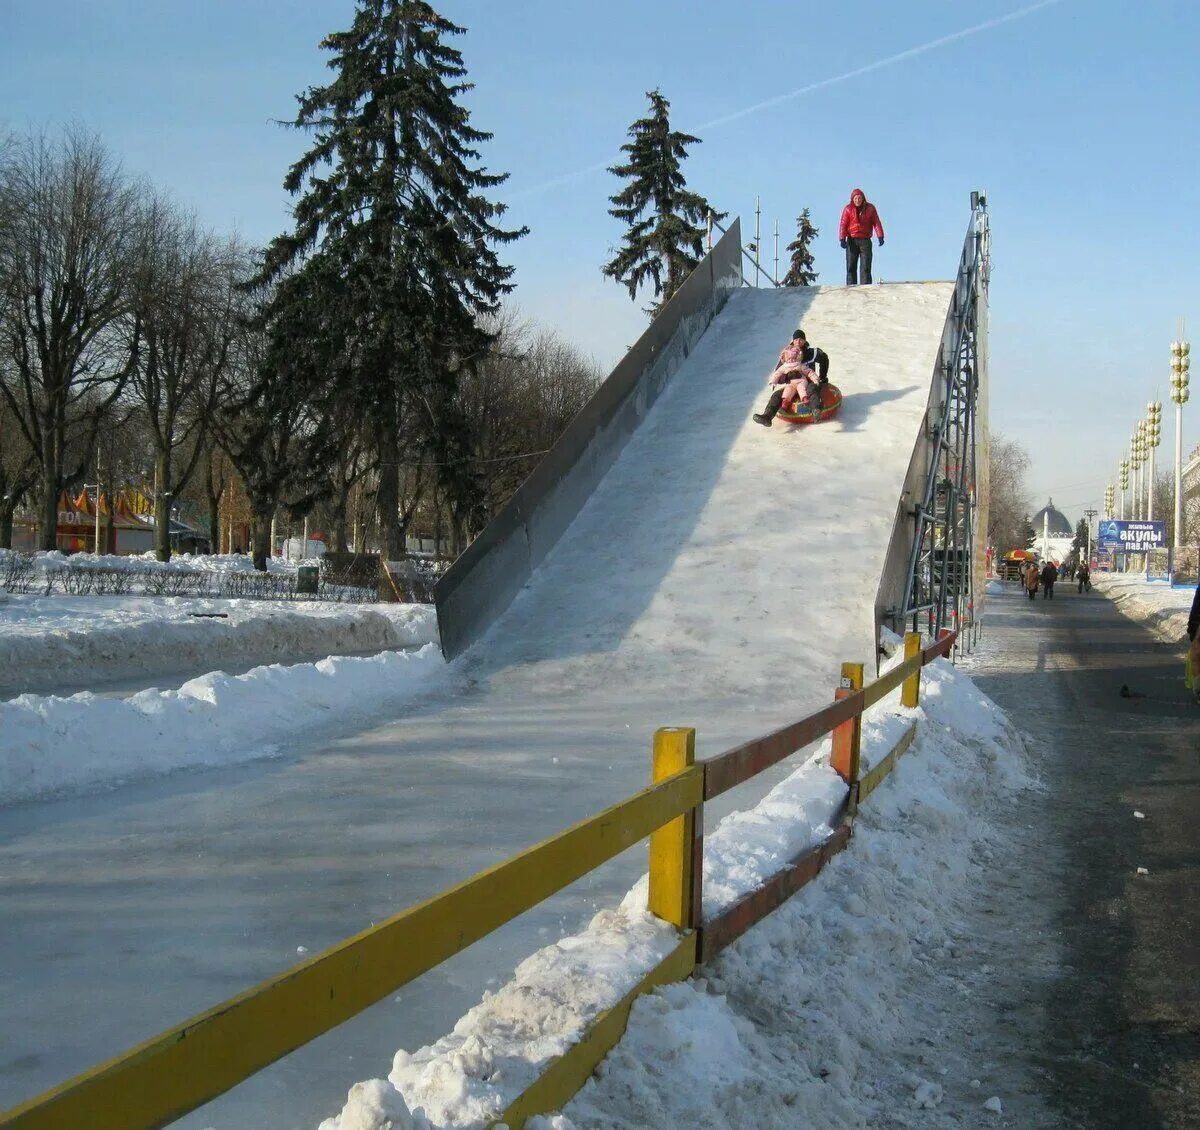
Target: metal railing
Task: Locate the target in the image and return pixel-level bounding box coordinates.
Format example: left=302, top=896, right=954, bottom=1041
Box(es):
left=894, top=196, right=989, bottom=646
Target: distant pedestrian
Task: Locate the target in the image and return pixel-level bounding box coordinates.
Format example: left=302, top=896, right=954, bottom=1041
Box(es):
left=1189, top=584, right=1200, bottom=695
left=1025, top=561, right=1040, bottom=601
left=1077, top=561, right=1091, bottom=593
left=838, top=188, right=885, bottom=285
left=1041, top=560, right=1058, bottom=599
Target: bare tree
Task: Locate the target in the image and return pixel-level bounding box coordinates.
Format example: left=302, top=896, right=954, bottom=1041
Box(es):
left=128, top=199, right=237, bottom=559
left=987, top=435, right=1032, bottom=554
left=0, top=397, right=37, bottom=547
left=450, top=313, right=600, bottom=539
left=0, top=129, right=142, bottom=549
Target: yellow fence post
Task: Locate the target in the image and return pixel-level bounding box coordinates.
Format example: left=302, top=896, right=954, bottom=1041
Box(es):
left=900, top=631, right=922, bottom=708
left=830, top=663, right=864, bottom=786
left=648, top=727, right=698, bottom=930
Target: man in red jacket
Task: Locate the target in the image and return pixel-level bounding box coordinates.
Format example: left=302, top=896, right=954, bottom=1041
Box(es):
left=838, top=187, right=885, bottom=285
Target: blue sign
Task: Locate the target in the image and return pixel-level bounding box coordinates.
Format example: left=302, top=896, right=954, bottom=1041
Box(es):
left=1098, top=519, right=1165, bottom=551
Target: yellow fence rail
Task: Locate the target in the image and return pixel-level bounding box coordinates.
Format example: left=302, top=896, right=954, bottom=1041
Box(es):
left=0, top=630, right=956, bottom=1130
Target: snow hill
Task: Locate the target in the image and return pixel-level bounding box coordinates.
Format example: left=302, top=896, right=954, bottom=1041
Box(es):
left=452, top=282, right=954, bottom=754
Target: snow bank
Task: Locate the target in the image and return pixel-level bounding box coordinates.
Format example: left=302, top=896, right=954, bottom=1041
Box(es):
left=317, top=649, right=1030, bottom=1129
left=20, top=549, right=297, bottom=575
left=0, top=644, right=444, bottom=806
left=0, top=597, right=437, bottom=697
left=1093, top=572, right=1197, bottom=643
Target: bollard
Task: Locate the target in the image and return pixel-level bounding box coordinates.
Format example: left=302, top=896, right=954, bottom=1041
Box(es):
left=900, top=631, right=922, bottom=708
left=830, top=662, right=864, bottom=785
left=648, top=727, right=698, bottom=930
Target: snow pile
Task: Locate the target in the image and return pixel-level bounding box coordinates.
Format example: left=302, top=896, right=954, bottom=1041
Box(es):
left=0, top=597, right=437, bottom=697
left=22, top=549, right=297, bottom=575
left=1093, top=572, right=1197, bottom=643
left=0, top=644, right=443, bottom=806
left=318, top=649, right=1030, bottom=1129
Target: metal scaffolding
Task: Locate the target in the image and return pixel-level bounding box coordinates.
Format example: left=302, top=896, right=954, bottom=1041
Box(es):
left=894, top=195, right=990, bottom=649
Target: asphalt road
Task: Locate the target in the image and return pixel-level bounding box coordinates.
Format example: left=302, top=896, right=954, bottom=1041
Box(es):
left=969, top=580, right=1200, bottom=1127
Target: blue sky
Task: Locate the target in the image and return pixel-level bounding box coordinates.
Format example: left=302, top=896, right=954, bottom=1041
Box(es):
left=3, top=0, right=1198, bottom=523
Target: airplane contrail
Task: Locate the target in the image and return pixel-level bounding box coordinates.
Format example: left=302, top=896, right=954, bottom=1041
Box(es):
left=510, top=0, right=1066, bottom=200
left=696, top=0, right=1065, bottom=130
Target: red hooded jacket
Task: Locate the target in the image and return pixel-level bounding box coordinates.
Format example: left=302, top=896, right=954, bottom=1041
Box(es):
left=838, top=188, right=884, bottom=241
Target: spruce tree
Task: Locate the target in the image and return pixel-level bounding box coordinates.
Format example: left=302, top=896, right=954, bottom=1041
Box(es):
left=782, top=208, right=819, bottom=287
left=249, top=1, right=526, bottom=557
left=603, top=89, right=722, bottom=313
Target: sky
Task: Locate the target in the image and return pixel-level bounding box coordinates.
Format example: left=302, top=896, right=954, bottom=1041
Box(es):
left=3, top=0, right=1199, bottom=525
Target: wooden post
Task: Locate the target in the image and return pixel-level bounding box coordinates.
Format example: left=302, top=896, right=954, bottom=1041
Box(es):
left=830, top=663, right=864, bottom=785
left=648, top=727, right=698, bottom=931
left=900, top=631, right=922, bottom=708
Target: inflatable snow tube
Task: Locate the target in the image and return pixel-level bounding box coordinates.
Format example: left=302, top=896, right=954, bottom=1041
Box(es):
left=776, top=383, right=842, bottom=424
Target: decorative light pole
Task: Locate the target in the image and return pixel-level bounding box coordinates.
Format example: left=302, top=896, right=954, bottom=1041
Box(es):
left=1170, top=337, right=1190, bottom=548
left=1120, top=459, right=1130, bottom=520
left=1131, top=427, right=1143, bottom=521
left=1137, top=420, right=1149, bottom=518
left=1105, top=483, right=1115, bottom=518
left=1146, top=401, right=1162, bottom=520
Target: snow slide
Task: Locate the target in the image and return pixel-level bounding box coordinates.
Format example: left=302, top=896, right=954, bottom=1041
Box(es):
left=0, top=284, right=961, bottom=1124
left=451, top=282, right=953, bottom=733
left=312, top=283, right=959, bottom=1122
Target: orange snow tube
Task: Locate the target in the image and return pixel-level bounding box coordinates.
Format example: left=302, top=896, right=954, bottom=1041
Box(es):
left=776, top=383, right=842, bottom=424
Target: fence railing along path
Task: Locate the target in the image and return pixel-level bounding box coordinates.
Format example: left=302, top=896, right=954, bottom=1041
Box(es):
left=0, top=630, right=956, bottom=1130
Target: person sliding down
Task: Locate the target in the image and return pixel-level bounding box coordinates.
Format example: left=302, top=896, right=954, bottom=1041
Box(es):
left=754, top=329, right=830, bottom=426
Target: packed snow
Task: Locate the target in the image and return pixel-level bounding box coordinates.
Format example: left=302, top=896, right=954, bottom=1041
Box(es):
left=318, top=643, right=1031, bottom=1128
left=0, top=644, right=443, bottom=806
left=1092, top=571, right=1197, bottom=643
left=0, top=594, right=436, bottom=698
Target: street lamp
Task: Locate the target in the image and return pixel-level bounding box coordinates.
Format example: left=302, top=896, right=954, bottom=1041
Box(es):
left=1171, top=337, right=1190, bottom=549
left=1146, top=400, right=1162, bottom=520
left=1120, top=458, right=1130, bottom=520
left=1137, top=420, right=1150, bottom=518
left=1131, top=427, right=1144, bottom=521
left=1105, top=483, right=1115, bottom=518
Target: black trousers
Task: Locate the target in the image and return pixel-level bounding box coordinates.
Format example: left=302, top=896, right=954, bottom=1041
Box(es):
left=760, top=387, right=785, bottom=421
left=1043, top=581, right=1054, bottom=599
left=846, top=237, right=873, bottom=285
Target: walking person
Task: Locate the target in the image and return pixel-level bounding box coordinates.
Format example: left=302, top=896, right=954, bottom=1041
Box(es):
left=1041, top=559, right=1058, bottom=599
left=1025, top=560, right=1040, bottom=601
left=1077, top=560, right=1091, bottom=593
left=838, top=187, right=885, bottom=285
left=1188, top=584, right=1200, bottom=698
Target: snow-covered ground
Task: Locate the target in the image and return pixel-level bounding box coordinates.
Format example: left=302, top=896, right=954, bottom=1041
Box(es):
left=0, top=594, right=436, bottom=698
left=1092, top=572, right=1197, bottom=644
left=0, top=284, right=961, bottom=1125
left=320, top=644, right=1032, bottom=1129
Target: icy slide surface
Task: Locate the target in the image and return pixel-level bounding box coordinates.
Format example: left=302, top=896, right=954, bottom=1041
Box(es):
left=0, top=283, right=953, bottom=1127
left=464, top=282, right=953, bottom=713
